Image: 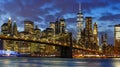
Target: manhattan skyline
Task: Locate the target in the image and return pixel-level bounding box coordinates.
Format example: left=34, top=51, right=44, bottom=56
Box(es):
left=0, top=0, right=120, bottom=44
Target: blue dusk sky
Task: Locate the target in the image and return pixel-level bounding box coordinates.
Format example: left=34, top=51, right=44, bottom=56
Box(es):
left=0, top=0, right=120, bottom=44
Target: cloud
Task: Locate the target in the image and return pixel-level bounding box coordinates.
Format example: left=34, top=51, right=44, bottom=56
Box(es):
left=40, top=3, right=54, bottom=10
left=63, top=13, right=76, bottom=19
left=108, top=25, right=114, bottom=27
left=99, top=14, right=120, bottom=21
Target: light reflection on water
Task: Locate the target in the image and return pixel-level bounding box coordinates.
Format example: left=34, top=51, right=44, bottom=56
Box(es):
left=0, top=57, right=119, bottom=67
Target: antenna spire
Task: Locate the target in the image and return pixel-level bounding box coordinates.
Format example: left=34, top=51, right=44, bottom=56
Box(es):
left=79, top=3, right=81, bottom=12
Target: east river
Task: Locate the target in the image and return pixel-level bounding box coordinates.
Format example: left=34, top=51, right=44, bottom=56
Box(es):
left=0, top=57, right=120, bottom=67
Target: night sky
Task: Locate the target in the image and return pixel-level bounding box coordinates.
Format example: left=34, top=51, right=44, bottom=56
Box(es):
left=0, top=0, right=120, bottom=45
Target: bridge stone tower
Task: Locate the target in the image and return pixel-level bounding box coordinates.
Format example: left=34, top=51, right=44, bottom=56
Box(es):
left=60, top=33, right=72, bottom=58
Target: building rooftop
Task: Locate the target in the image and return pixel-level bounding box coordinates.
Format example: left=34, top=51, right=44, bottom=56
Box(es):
left=1, top=23, right=8, bottom=27
left=50, top=22, right=55, bottom=24
left=24, top=20, right=34, bottom=25
left=115, top=24, right=120, bottom=27
left=60, top=18, right=65, bottom=21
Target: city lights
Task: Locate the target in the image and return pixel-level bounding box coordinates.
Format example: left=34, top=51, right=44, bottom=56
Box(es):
left=0, top=3, right=119, bottom=58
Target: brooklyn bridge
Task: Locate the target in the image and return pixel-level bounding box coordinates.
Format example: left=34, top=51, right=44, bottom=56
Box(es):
left=0, top=32, right=102, bottom=58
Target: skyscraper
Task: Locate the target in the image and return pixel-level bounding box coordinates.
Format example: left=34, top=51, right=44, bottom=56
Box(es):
left=1, top=17, right=12, bottom=36
left=8, top=17, right=12, bottom=35
left=55, top=20, right=60, bottom=34
left=55, top=18, right=66, bottom=34
left=34, top=25, right=41, bottom=39
left=76, top=3, right=84, bottom=42
left=24, top=20, right=34, bottom=34
left=101, top=33, right=108, bottom=54
left=93, top=22, right=99, bottom=50
left=50, top=22, right=55, bottom=35
left=13, top=22, right=18, bottom=36
left=85, top=17, right=93, bottom=48
left=1, top=23, right=9, bottom=35
left=93, top=22, right=99, bottom=46
left=60, top=18, right=66, bottom=33
left=114, top=24, right=120, bottom=54
left=101, top=33, right=107, bottom=44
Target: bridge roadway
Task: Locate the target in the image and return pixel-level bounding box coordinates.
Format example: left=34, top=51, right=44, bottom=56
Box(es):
left=0, top=35, right=102, bottom=57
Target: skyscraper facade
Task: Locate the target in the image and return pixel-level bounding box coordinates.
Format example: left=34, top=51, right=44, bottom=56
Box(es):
left=114, top=24, right=120, bottom=54
left=55, top=18, right=66, bottom=34
left=85, top=17, right=93, bottom=48
left=93, top=22, right=99, bottom=50
left=24, top=20, right=34, bottom=34
left=8, top=17, right=12, bottom=35
left=1, top=18, right=13, bottom=36
left=76, top=3, right=84, bottom=42
left=13, top=22, right=18, bottom=36
left=50, top=22, right=55, bottom=35
left=1, top=23, right=9, bottom=35
left=60, top=18, right=66, bottom=34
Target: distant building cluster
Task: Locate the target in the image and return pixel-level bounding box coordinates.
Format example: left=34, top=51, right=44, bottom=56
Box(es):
left=42, top=18, right=66, bottom=38
left=76, top=4, right=115, bottom=55
left=76, top=4, right=99, bottom=51
left=0, top=16, right=69, bottom=56
left=0, top=18, right=43, bottom=54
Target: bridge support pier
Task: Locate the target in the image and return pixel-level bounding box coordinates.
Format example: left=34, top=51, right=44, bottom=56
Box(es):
left=60, top=46, right=72, bottom=58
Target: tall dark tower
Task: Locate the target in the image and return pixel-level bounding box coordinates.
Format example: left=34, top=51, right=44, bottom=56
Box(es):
left=101, top=33, right=107, bottom=44
left=55, top=20, right=60, bottom=34
left=85, top=17, right=93, bottom=48
left=60, top=18, right=66, bottom=33
left=13, top=21, right=18, bottom=36
left=101, top=33, right=108, bottom=54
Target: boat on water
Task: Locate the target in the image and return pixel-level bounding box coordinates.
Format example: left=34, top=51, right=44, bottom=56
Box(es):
left=0, top=50, right=19, bottom=57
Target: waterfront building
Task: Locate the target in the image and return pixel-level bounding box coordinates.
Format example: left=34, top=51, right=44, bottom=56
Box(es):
left=114, top=24, right=120, bottom=54
left=101, top=33, right=108, bottom=54
left=106, top=44, right=114, bottom=55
